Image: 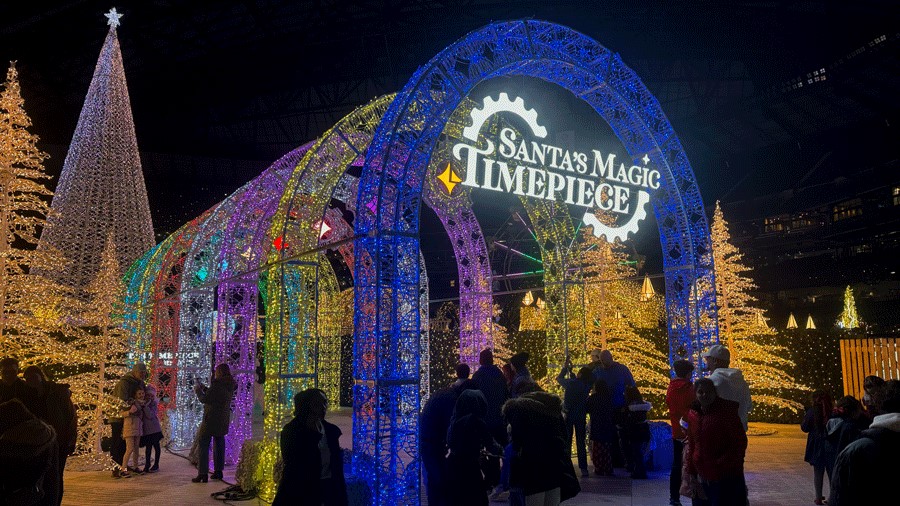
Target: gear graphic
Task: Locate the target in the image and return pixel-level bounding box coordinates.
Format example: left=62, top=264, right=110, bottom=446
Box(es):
left=462, top=93, right=547, bottom=141
left=582, top=190, right=651, bottom=243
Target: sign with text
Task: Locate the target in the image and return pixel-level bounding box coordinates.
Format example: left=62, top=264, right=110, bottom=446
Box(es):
left=444, top=93, right=659, bottom=242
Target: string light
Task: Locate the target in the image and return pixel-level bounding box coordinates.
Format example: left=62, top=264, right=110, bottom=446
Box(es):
left=712, top=202, right=808, bottom=416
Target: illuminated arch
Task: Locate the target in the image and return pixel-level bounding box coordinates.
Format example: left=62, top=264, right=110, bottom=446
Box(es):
left=353, top=20, right=718, bottom=503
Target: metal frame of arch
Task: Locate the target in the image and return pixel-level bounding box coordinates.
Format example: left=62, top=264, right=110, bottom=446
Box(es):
left=353, top=20, right=718, bottom=503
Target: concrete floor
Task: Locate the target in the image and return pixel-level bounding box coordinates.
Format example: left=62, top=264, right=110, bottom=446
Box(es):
left=61, top=410, right=821, bottom=506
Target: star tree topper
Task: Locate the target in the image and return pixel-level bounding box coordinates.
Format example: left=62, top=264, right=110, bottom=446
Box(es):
left=105, top=7, right=123, bottom=28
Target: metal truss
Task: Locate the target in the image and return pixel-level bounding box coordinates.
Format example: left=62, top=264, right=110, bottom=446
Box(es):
left=354, top=20, right=718, bottom=503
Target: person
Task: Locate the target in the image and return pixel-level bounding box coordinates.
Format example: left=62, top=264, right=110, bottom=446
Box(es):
left=420, top=379, right=478, bottom=506
left=120, top=386, right=145, bottom=477
left=665, top=359, right=695, bottom=506
left=556, top=357, right=592, bottom=478
left=622, top=385, right=652, bottom=479
left=591, top=349, right=635, bottom=468
left=861, top=374, right=885, bottom=419
left=587, top=348, right=603, bottom=371
left=508, top=352, right=536, bottom=397
left=471, top=348, right=508, bottom=494
left=272, top=388, right=348, bottom=506
left=823, top=394, right=869, bottom=475
left=503, top=390, right=575, bottom=506
left=829, top=379, right=900, bottom=506
left=0, top=398, right=60, bottom=506
left=800, top=390, right=834, bottom=505
left=141, top=384, right=163, bottom=473
left=452, top=363, right=471, bottom=388
left=702, top=344, right=752, bottom=432
left=191, top=363, right=237, bottom=483
left=446, top=389, right=503, bottom=505
left=111, top=362, right=148, bottom=478
left=22, top=366, right=78, bottom=505
left=585, top=378, right=616, bottom=476
left=0, top=357, right=39, bottom=415
left=684, top=377, right=748, bottom=506
left=501, top=362, right=515, bottom=389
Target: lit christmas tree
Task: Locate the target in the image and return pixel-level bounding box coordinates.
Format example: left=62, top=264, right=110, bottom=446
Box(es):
left=581, top=228, right=669, bottom=396
left=37, top=8, right=154, bottom=299
left=77, top=236, right=129, bottom=458
left=712, top=202, right=806, bottom=414
left=0, top=61, right=82, bottom=360
left=836, top=285, right=860, bottom=330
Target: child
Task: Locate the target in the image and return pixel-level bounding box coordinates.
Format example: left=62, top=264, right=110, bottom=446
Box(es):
left=120, top=387, right=145, bottom=477
left=623, top=385, right=653, bottom=479
left=585, top=378, right=616, bottom=476
left=141, top=385, right=163, bottom=473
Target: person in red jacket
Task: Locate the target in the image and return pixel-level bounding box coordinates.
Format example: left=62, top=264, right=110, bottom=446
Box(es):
left=684, top=377, right=748, bottom=506
left=665, top=359, right=695, bottom=506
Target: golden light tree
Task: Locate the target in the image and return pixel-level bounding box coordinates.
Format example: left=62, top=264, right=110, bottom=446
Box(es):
left=712, top=201, right=806, bottom=414
left=837, top=285, right=861, bottom=330
left=0, top=61, right=82, bottom=361
left=581, top=228, right=669, bottom=396
left=74, top=236, right=129, bottom=459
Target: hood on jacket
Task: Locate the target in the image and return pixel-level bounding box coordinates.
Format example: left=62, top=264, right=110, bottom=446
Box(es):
left=628, top=401, right=653, bottom=412
left=710, top=367, right=745, bottom=382
left=669, top=377, right=693, bottom=392
left=453, top=389, right=488, bottom=419
left=869, top=412, right=900, bottom=432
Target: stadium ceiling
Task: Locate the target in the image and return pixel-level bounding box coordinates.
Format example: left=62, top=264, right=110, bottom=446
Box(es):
left=2, top=1, right=897, bottom=195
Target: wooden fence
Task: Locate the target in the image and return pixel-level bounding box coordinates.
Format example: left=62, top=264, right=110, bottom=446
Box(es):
left=840, top=337, right=900, bottom=398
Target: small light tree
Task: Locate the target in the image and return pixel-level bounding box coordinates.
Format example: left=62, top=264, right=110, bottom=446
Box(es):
left=837, top=285, right=861, bottom=330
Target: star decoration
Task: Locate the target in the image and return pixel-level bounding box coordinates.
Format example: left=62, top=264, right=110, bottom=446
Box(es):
left=437, top=162, right=463, bottom=195
left=642, top=153, right=650, bottom=165
left=105, top=7, right=123, bottom=28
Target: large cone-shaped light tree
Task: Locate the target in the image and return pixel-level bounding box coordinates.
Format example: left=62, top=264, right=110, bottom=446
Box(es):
left=36, top=9, right=154, bottom=300
left=712, top=201, right=807, bottom=414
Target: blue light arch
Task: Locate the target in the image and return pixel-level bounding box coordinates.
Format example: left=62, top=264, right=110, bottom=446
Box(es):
left=353, top=20, right=718, bottom=504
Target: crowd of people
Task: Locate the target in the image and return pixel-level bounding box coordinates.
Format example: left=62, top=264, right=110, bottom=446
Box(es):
left=801, top=373, right=900, bottom=506
left=4, top=345, right=899, bottom=506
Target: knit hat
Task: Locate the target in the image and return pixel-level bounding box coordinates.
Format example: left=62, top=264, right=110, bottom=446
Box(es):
left=509, top=352, right=529, bottom=371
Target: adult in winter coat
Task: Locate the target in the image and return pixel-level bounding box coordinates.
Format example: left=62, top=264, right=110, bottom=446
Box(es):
left=829, top=379, right=900, bottom=506
left=823, top=395, right=869, bottom=474
left=556, top=359, right=592, bottom=477
left=591, top=350, right=635, bottom=468
left=585, top=379, right=617, bottom=476
left=684, top=377, right=748, bottom=506
left=665, top=359, right=695, bottom=506
left=800, top=390, right=834, bottom=505
left=272, top=388, right=347, bottom=506
left=470, top=348, right=509, bottom=489
left=446, top=389, right=503, bottom=506
left=191, top=363, right=237, bottom=482
left=23, top=366, right=78, bottom=506
left=419, top=379, right=478, bottom=506
left=0, top=399, right=60, bottom=506
left=110, top=362, right=147, bottom=477
left=503, top=390, right=579, bottom=506
left=0, top=357, right=40, bottom=416
left=702, top=344, right=752, bottom=432
left=623, top=385, right=653, bottom=479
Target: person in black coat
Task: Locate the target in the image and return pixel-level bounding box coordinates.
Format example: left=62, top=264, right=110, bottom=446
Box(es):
left=471, top=348, right=509, bottom=489
left=191, top=363, right=237, bottom=482
left=446, top=389, right=503, bottom=506
left=272, top=388, right=348, bottom=506
left=419, top=379, right=478, bottom=506
left=0, top=398, right=60, bottom=506
left=0, top=357, right=40, bottom=416
left=23, top=366, right=78, bottom=506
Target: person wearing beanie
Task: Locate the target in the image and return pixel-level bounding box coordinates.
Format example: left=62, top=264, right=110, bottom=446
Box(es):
left=471, top=348, right=509, bottom=493
left=508, top=352, right=536, bottom=398
left=702, top=344, right=752, bottom=432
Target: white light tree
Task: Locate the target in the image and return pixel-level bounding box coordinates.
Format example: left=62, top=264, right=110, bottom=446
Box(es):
left=837, top=285, right=861, bottom=330
left=712, top=201, right=807, bottom=414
